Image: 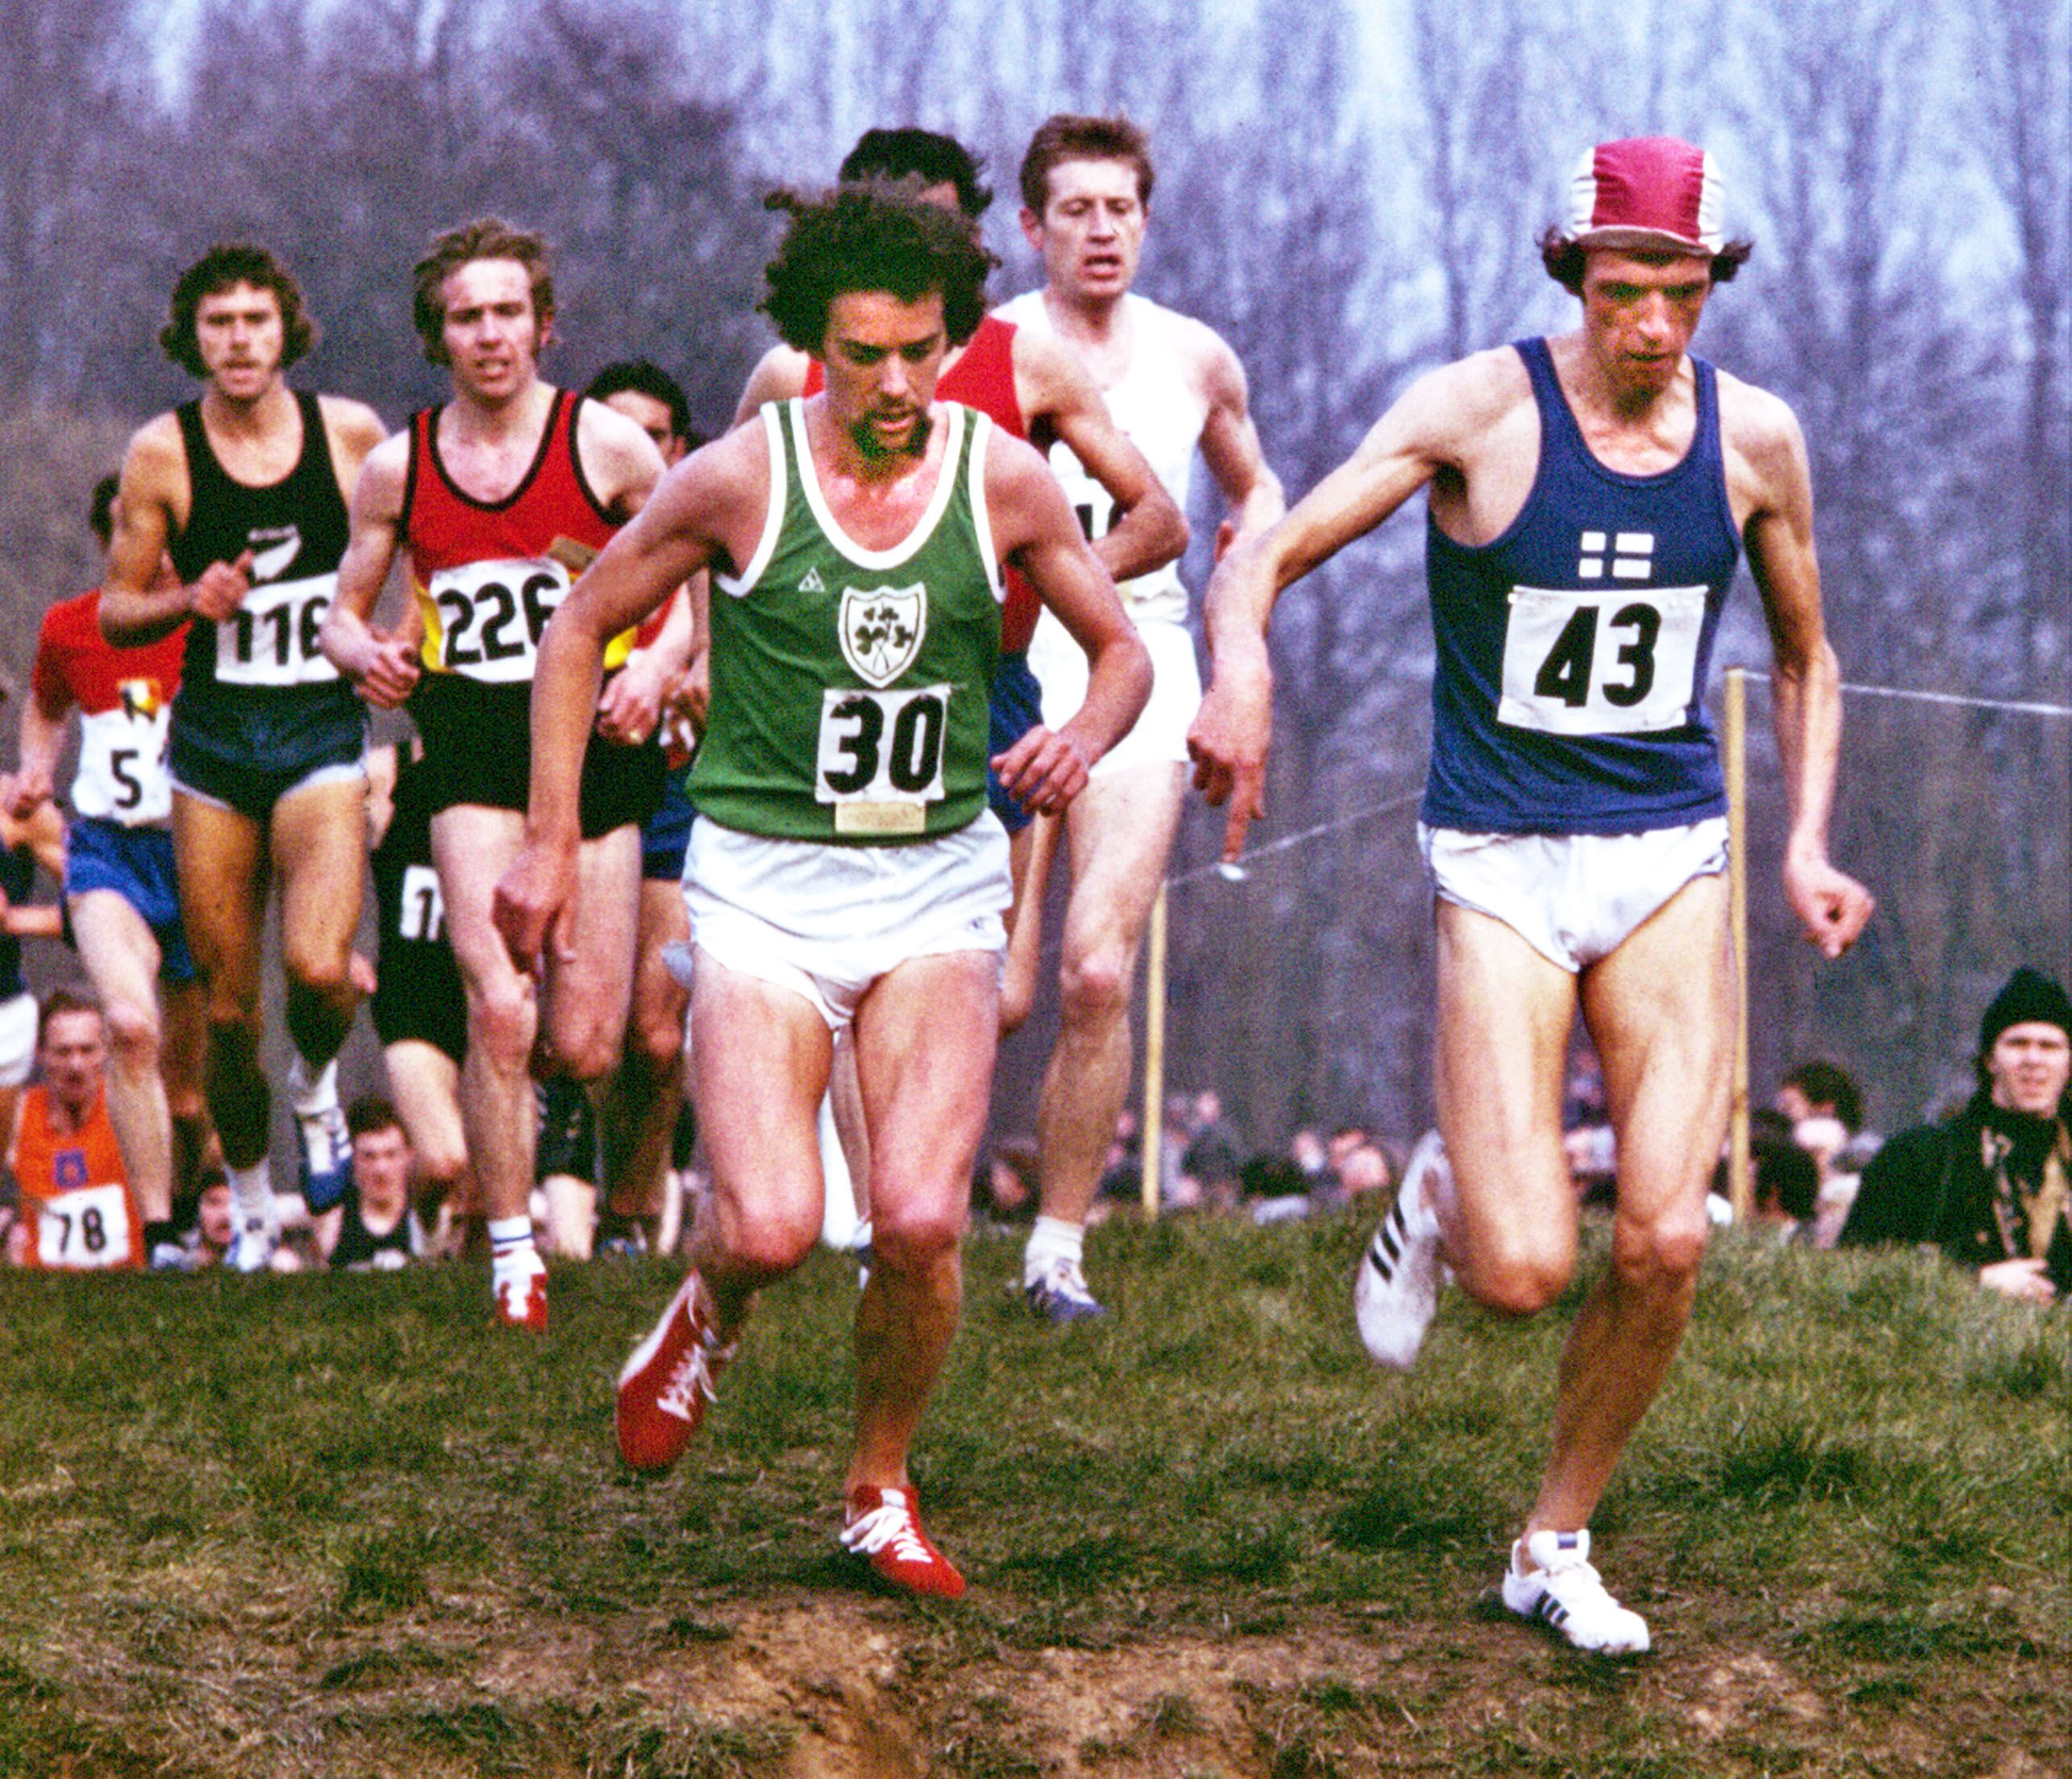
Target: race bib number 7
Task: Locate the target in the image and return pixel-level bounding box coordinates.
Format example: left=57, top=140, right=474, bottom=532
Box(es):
left=1497, top=585, right=1706, bottom=735
left=425, top=557, right=569, bottom=683
left=216, top=575, right=342, bottom=687
left=816, top=684, right=952, bottom=835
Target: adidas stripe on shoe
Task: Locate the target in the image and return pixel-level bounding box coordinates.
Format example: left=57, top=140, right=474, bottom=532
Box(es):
left=1353, top=1131, right=1446, bottom=1369
left=1500, top=1529, right=1650, bottom=1655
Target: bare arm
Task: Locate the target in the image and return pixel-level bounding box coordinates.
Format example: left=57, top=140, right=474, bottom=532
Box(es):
left=731, top=344, right=811, bottom=429
left=575, top=398, right=668, bottom=521
left=3, top=668, right=70, bottom=820
left=1190, top=360, right=1470, bottom=858
left=1193, top=326, right=1285, bottom=558
left=1732, top=383, right=1874, bottom=958
left=320, top=432, right=421, bottom=709
left=493, top=431, right=757, bottom=968
left=98, top=421, right=240, bottom=647
left=595, top=581, right=695, bottom=744
left=984, top=437, right=1152, bottom=812
left=1018, top=331, right=1188, bottom=581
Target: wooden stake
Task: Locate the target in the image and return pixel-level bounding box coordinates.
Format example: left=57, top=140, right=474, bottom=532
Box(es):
left=1725, top=667, right=1752, bottom=1222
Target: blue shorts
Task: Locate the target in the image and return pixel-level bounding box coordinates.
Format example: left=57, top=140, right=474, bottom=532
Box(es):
left=169, top=692, right=366, bottom=824
left=64, top=819, right=197, bottom=984
left=642, top=770, right=696, bottom=881
left=986, top=650, right=1043, bottom=835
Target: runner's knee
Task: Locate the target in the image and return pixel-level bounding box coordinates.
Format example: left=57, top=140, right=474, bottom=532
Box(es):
left=712, top=1202, right=818, bottom=1281
left=1611, top=1204, right=1710, bottom=1292
left=1467, top=1235, right=1575, bottom=1317
left=868, top=1194, right=964, bottom=1272
left=1058, top=935, right=1133, bottom=1026
left=102, top=998, right=163, bottom=1069
left=467, top=981, right=537, bottom=1076
left=280, top=931, right=352, bottom=1002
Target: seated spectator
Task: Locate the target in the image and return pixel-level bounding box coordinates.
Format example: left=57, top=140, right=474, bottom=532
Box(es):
left=188, top=1168, right=234, bottom=1268
left=314, top=1097, right=426, bottom=1271
left=1180, top=1089, right=1245, bottom=1207
left=1840, top=968, right=2071, bottom=1303
left=1741, top=1107, right=1819, bottom=1242
left=6, top=989, right=149, bottom=1270
left=1775, top=1058, right=1878, bottom=1242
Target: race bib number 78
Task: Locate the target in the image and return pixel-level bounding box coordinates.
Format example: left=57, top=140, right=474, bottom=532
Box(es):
left=1497, top=584, right=1706, bottom=735
left=36, top=1183, right=133, bottom=1270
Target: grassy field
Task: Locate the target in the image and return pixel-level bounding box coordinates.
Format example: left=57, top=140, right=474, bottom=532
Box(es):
left=0, top=1213, right=2063, bottom=1778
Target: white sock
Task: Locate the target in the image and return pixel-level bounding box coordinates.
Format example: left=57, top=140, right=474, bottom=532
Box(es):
left=227, top=1160, right=273, bottom=1225
left=1023, top=1214, right=1084, bottom=1285
left=287, top=1054, right=340, bottom=1119
left=489, top=1215, right=539, bottom=1281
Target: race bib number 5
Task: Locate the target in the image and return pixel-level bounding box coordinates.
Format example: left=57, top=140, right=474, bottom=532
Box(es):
left=1497, top=584, right=1706, bottom=736
left=216, top=575, right=342, bottom=687
left=426, top=557, right=568, bottom=683
left=816, top=684, right=951, bottom=835
left=36, top=1183, right=133, bottom=1270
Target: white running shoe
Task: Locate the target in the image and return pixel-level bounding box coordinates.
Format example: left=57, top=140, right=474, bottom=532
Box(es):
left=1500, top=1529, right=1650, bottom=1655
left=1353, top=1131, right=1446, bottom=1369
left=225, top=1214, right=277, bottom=1275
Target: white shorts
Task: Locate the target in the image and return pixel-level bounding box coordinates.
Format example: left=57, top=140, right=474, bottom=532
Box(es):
left=1419, top=817, right=1729, bottom=973
left=1026, top=608, right=1200, bottom=780
left=682, top=817, right=1010, bottom=1030
left=0, top=991, right=35, bottom=1088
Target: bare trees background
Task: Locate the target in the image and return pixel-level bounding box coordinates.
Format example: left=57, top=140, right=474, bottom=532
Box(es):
left=1, top=0, right=2064, bottom=1139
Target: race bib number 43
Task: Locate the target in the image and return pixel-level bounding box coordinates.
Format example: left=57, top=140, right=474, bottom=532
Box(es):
left=1497, top=585, right=1706, bottom=735
left=426, top=557, right=569, bottom=683
left=216, top=574, right=343, bottom=687
left=815, top=684, right=951, bottom=835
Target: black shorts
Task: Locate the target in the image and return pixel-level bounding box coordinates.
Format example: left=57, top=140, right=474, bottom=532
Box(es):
left=371, top=941, right=467, bottom=1065
left=410, top=673, right=665, bottom=840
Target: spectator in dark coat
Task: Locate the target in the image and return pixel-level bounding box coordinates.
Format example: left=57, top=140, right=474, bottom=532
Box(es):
left=1841, top=969, right=2071, bottom=1304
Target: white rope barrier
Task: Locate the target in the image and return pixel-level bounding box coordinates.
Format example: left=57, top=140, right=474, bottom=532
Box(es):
left=1739, top=670, right=2072, bottom=721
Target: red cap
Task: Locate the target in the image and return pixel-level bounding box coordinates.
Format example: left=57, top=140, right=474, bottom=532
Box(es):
left=1562, top=137, right=1725, bottom=256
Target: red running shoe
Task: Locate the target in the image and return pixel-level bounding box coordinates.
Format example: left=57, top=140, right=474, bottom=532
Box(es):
left=615, top=1269, right=736, bottom=1472
left=493, top=1263, right=548, bottom=1332
left=839, top=1485, right=967, bottom=1599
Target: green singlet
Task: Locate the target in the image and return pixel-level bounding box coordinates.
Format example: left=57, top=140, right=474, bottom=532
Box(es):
left=691, top=398, right=1004, bottom=844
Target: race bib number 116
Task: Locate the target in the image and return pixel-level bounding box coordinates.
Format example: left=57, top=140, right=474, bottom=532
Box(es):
left=1497, top=584, right=1706, bottom=736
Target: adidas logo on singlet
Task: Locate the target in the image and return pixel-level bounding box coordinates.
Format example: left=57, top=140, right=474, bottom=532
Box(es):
left=799, top=566, right=826, bottom=594
left=1576, top=531, right=1654, bottom=581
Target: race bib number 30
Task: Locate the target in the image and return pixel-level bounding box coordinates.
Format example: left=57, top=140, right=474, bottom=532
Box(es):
left=35, top=1183, right=133, bottom=1270
left=816, top=684, right=952, bottom=835
left=1498, top=584, right=1706, bottom=736
left=426, top=557, right=569, bottom=683
left=216, top=574, right=343, bottom=687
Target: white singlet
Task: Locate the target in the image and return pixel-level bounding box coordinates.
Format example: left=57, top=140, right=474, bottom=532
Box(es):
left=995, top=291, right=1207, bottom=628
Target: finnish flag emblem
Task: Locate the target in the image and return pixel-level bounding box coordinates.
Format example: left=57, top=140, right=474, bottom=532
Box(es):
left=839, top=584, right=926, bottom=688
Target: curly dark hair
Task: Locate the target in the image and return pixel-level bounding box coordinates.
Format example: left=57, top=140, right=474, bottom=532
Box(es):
left=759, top=185, right=996, bottom=356
left=1539, top=227, right=1754, bottom=294
left=840, top=127, right=992, bottom=219
left=159, top=243, right=317, bottom=378
left=412, top=218, right=555, bottom=365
